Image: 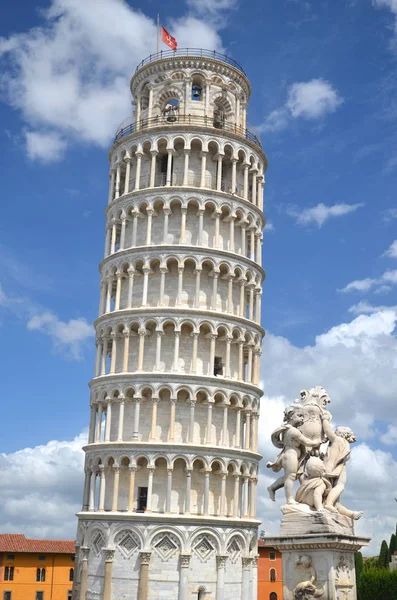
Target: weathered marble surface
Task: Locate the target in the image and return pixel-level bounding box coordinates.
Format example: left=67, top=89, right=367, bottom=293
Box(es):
left=280, top=504, right=354, bottom=537
left=265, top=534, right=370, bottom=600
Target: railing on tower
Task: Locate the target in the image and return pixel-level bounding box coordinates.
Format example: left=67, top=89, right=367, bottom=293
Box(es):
left=135, top=48, right=247, bottom=75
left=114, top=113, right=262, bottom=148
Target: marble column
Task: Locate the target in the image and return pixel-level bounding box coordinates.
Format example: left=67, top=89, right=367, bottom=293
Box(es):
left=242, top=558, right=252, bottom=600
left=138, top=552, right=151, bottom=600
left=185, top=469, right=192, bottom=514
left=128, top=467, right=136, bottom=511
left=251, top=556, right=259, bottom=600
left=133, top=397, right=141, bottom=440
left=178, top=554, right=191, bottom=600
left=78, top=547, right=90, bottom=600
left=216, top=555, right=228, bottom=600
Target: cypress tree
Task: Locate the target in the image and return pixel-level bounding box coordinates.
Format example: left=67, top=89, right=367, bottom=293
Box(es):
left=389, top=533, right=397, bottom=565
left=378, top=540, right=389, bottom=569
left=355, top=551, right=364, bottom=580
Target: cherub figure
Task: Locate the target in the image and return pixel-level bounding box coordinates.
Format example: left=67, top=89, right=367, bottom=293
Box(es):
left=293, top=555, right=324, bottom=599
left=267, top=406, right=322, bottom=504
left=321, top=414, right=363, bottom=520
left=295, top=457, right=331, bottom=511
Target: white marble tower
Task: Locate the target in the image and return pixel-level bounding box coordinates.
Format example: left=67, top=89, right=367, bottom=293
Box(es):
left=73, top=48, right=267, bottom=600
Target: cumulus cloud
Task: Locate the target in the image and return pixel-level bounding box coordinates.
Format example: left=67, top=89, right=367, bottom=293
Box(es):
left=261, top=79, right=342, bottom=132
left=286, top=79, right=343, bottom=118
left=27, top=311, right=93, bottom=359
left=383, top=239, right=397, bottom=258
left=258, top=306, right=397, bottom=554
left=25, top=131, right=67, bottom=163
left=0, top=433, right=85, bottom=539
left=339, top=269, right=397, bottom=293
left=0, top=0, right=227, bottom=161
left=285, top=202, right=363, bottom=227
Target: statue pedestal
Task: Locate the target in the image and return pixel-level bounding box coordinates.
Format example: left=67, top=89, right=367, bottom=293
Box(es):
left=265, top=534, right=369, bottom=600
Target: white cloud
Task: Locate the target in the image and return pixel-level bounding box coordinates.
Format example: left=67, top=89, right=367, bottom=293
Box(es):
left=348, top=300, right=397, bottom=314
left=258, top=306, right=397, bottom=554
left=373, top=0, right=397, bottom=32
left=286, top=79, right=343, bottom=119
left=0, top=0, right=227, bottom=161
left=339, top=269, right=397, bottom=293
left=27, top=311, right=93, bottom=359
left=261, top=108, right=289, bottom=133
left=381, top=424, right=397, bottom=445
left=0, top=433, right=85, bottom=539
left=25, top=131, right=67, bottom=162
left=186, top=0, right=238, bottom=18
left=383, top=239, right=397, bottom=258
left=262, top=79, right=342, bottom=132
left=286, top=202, right=363, bottom=227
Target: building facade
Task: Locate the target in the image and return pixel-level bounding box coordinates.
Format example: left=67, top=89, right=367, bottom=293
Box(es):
left=0, top=534, right=75, bottom=600
left=257, top=543, right=283, bottom=600
left=73, top=48, right=267, bottom=600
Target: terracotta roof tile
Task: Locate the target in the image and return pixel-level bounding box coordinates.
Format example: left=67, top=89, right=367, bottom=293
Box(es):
left=0, top=534, right=75, bottom=554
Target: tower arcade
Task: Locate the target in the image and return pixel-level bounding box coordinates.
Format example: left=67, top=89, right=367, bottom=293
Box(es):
left=74, top=48, right=267, bottom=600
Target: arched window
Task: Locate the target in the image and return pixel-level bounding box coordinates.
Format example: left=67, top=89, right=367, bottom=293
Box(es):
left=270, top=568, right=276, bottom=582
left=36, top=567, right=46, bottom=582
left=270, top=593, right=277, bottom=600
left=191, top=75, right=203, bottom=101
left=69, top=568, right=74, bottom=581
left=163, top=99, right=180, bottom=122
left=198, top=587, right=206, bottom=600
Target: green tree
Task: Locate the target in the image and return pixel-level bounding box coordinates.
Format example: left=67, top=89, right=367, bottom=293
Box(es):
left=355, top=551, right=364, bottom=580
left=388, top=533, right=396, bottom=565
left=355, top=552, right=364, bottom=600
left=358, top=569, right=397, bottom=600
left=378, top=540, right=389, bottom=569
left=363, top=556, right=378, bottom=570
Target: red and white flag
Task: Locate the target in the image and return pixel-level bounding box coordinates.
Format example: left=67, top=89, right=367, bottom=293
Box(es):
left=161, top=26, right=177, bottom=50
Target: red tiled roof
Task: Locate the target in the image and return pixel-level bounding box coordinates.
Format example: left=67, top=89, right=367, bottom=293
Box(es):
left=258, top=540, right=278, bottom=549
left=0, top=534, right=75, bottom=554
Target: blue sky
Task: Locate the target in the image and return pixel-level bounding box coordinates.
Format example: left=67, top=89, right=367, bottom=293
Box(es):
left=0, top=0, right=396, bottom=552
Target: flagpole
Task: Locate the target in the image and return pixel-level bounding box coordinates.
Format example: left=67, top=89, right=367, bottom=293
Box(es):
left=157, top=14, right=160, bottom=54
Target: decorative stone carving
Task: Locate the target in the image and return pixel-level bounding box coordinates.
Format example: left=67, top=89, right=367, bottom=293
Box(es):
left=227, top=538, right=242, bottom=564
left=139, top=551, right=152, bottom=565
left=103, top=548, right=115, bottom=561
left=116, top=531, right=140, bottom=559
left=179, top=553, right=191, bottom=568
left=193, top=535, right=216, bottom=562
left=293, top=555, right=324, bottom=599
left=267, top=386, right=363, bottom=536
left=216, top=555, right=228, bottom=569
left=153, top=533, right=180, bottom=561
left=92, top=531, right=106, bottom=557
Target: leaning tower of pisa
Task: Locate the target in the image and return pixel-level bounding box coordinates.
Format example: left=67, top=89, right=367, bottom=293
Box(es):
left=74, top=48, right=267, bottom=600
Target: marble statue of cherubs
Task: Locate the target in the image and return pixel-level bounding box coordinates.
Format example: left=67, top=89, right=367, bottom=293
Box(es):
left=267, top=406, right=322, bottom=504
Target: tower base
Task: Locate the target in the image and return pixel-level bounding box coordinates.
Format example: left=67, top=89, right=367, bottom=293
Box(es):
left=265, top=534, right=369, bottom=600
left=73, top=514, right=260, bottom=600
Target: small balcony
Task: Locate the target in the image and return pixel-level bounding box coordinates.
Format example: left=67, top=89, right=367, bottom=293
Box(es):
left=114, top=113, right=262, bottom=149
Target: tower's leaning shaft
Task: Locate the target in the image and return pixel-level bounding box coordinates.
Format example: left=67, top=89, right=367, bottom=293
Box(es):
left=74, top=48, right=267, bottom=600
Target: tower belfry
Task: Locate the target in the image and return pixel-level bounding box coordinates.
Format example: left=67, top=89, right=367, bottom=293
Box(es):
left=74, top=48, right=267, bottom=600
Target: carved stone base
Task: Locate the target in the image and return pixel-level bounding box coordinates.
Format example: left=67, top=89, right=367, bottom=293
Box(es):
left=280, top=504, right=355, bottom=536
left=265, top=534, right=369, bottom=600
